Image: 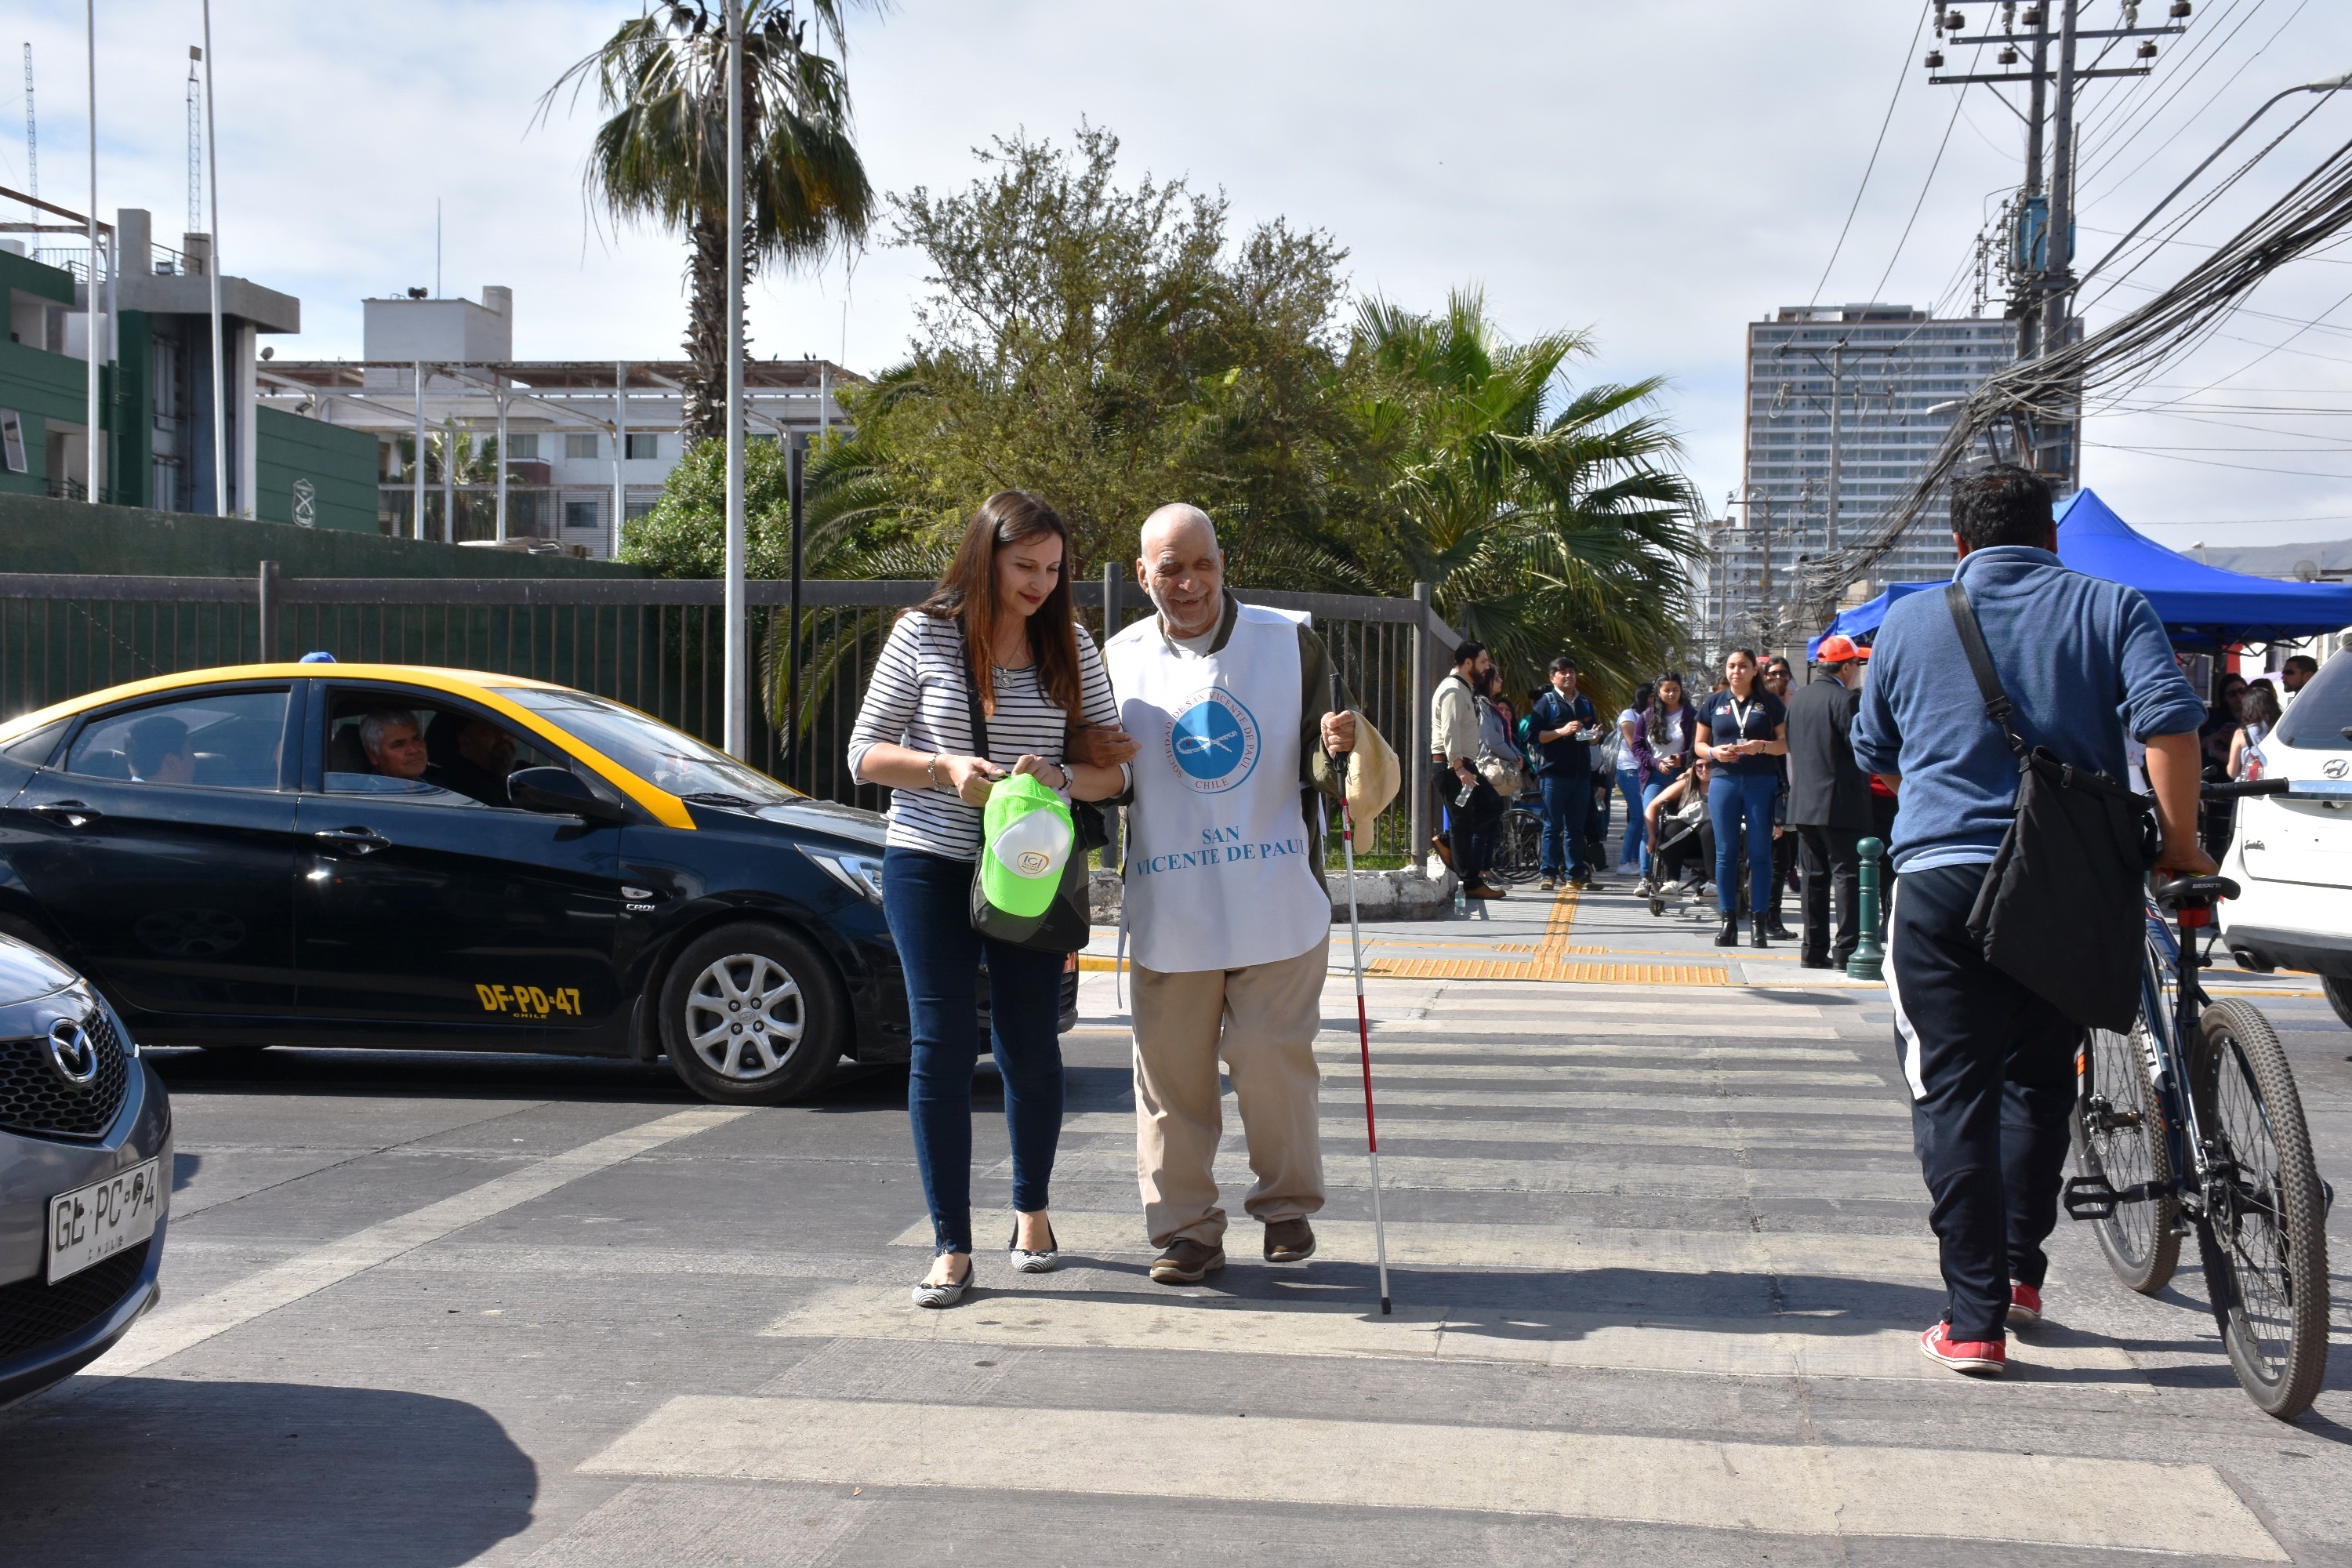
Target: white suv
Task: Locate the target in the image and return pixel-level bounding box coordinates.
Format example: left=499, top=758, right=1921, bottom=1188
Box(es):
left=2218, top=652, right=2352, bottom=1025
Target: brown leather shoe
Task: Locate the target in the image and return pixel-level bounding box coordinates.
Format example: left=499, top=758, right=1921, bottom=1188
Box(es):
left=1263, top=1218, right=1316, bottom=1263
left=1150, top=1238, right=1226, bottom=1284
left=1465, top=880, right=1506, bottom=899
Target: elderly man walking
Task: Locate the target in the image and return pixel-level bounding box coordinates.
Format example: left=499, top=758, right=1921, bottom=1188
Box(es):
left=1106, top=503, right=1394, bottom=1284
left=1786, top=635, right=1873, bottom=971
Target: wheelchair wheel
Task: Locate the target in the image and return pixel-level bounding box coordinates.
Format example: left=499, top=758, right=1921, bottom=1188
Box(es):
left=1491, top=808, right=1544, bottom=885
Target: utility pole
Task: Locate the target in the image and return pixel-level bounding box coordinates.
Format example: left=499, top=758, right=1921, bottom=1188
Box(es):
left=1927, top=0, right=2190, bottom=490
left=1777, top=336, right=1896, bottom=561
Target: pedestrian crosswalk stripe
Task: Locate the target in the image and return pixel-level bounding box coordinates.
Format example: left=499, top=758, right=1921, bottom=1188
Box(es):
left=1317, top=1039, right=1864, bottom=1061
left=1327, top=1062, right=1886, bottom=1087
left=1317, top=1087, right=1906, bottom=1117
left=1404, top=996, right=1829, bottom=1017
left=1054, top=1111, right=1915, bottom=1152
left=1021, top=1149, right=1928, bottom=1202
left=887, top=1212, right=1945, bottom=1282
left=580, top=1396, right=2278, bottom=1557
left=1357, top=1022, right=1843, bottom=1039
left=757, top=1287, right=2129, bottom=1382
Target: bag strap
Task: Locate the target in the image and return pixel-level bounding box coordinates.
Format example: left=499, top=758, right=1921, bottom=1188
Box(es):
left=1944, top=583, right=2029, bottom=760
left=956, top=626, right=991, bottom=763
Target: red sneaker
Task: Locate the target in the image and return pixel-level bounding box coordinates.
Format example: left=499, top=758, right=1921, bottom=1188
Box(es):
left=2009, top=1282, right=2043, bottom=1325
left=1919, top=1321, right=2006, bottom=1377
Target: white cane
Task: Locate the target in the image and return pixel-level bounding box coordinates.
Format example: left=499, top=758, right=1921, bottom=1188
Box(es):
left=1330, top=675, right=1393, bottom=1314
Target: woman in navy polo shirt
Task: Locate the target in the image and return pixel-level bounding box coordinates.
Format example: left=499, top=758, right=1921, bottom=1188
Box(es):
left=1694, top=648, right=1788, bottom=948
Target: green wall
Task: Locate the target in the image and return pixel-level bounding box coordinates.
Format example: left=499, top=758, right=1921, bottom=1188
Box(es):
left=256, top=408, right=379, bottom=532
left=0, top=491, right=644, bottom=578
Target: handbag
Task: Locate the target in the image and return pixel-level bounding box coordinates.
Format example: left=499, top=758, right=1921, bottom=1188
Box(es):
left=959, top=641, right=1103, bottom=954
left=1945, top=583, right=2158, bottom=1033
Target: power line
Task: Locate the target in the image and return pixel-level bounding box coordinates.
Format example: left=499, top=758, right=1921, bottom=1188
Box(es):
left=1807, top=2, right=1931, bottom=308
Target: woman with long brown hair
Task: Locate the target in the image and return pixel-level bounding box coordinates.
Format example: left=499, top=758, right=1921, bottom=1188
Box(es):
left=848, top=491, right=1134, bottom=1307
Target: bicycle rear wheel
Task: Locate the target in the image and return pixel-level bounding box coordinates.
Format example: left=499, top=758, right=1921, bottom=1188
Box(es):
left=1492, top=809, right=1543, bottom=885
left=2072, top=1018, right=2180, bottom=1293
left=2192, top=1000, right=2332, bottom=1420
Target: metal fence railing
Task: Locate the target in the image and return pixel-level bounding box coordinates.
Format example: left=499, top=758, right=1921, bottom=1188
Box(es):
left=0, top=569, right=1461, bottom=860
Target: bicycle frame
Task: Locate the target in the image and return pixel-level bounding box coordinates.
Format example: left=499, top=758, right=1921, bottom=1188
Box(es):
left=2077, top=892, right=2226, bottom=1226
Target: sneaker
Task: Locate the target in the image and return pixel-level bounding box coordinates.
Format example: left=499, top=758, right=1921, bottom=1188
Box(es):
left=1539, top=877, right=1557, bottom=892
left=1918, top=1320, right=2006, bottom=1376
left=1263, top=1218, right=1316, bottom=1263
left=1150, top=1238, right=1226, bottom=1284
left=2009, top=1282, right=2043, bottom=1325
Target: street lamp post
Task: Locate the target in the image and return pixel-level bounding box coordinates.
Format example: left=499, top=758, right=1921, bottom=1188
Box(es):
left=721, top=0, right=748, bottom=760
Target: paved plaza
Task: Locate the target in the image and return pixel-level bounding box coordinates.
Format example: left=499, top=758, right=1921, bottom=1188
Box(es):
left=2, top=881, right=2348, bottom=1566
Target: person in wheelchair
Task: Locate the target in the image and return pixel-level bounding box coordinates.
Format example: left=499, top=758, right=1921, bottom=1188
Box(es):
left=1642, top=760, right=1715, bottom=910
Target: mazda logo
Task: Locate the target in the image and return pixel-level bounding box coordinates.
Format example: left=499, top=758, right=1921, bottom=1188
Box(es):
left=2325, top=759, right=2349, bottom=779
left=45, top=1018, right=99, bottom=1088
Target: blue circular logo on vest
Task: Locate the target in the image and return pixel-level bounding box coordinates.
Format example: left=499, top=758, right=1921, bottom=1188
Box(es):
left=1166, top=688, right=1260, bottom=793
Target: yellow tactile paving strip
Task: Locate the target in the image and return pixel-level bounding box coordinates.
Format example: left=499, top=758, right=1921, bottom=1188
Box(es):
left=1363, top=887, right=1729, bottom=986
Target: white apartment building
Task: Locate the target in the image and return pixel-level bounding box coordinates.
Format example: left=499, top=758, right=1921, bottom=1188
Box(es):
left=259, top=287, right=855, bottom=557
left=1717, top=303, right=2015, bottom=640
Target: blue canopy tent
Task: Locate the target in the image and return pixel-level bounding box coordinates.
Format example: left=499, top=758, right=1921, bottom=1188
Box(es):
left=1806, top=488, right=2352, bottom=658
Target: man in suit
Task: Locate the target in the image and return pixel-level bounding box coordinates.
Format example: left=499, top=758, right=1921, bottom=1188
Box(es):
left=1786, top=635, right=1874, bottom=969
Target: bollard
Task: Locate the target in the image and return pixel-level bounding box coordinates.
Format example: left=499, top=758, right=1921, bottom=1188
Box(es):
left=1846, top=837, right=1886, bottom=982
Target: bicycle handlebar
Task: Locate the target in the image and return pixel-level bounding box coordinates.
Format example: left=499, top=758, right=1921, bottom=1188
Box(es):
left=2201, top=778, right=2288, bottom=800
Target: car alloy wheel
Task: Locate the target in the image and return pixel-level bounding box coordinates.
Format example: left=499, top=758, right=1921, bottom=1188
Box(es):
left=682, top=952, right=806, bottom=1080
left=657, top=921, right=843, bottom=1105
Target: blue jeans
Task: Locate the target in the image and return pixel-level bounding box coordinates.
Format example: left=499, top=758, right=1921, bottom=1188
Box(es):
left=881, top=847, right=1068, bottom=1255
left=1537, top=771, right=1591, bottom=879
left=1709, top=769, right=1780, bottom=916
left=1616, top=771, right=1645, bottom=866
left=1639, top=775, right=1680, bottom=873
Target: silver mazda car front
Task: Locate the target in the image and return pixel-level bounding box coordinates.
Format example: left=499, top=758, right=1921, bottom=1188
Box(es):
left=0, top=932, right=170, bottom=1406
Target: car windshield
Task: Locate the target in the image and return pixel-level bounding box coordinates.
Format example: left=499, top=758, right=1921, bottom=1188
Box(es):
left=2272, top=656, right=2352, bottom=752
left=493, top=687, right=799, bottom=804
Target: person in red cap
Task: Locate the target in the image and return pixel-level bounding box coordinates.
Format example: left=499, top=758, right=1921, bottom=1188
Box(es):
left=1785, top=633, right=1874, bottom=969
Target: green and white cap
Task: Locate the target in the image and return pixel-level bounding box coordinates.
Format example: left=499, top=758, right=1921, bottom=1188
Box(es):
left=980, top=773, right=1074, bottom=918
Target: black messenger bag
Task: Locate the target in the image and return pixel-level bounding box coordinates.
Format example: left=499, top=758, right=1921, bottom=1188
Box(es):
left=1945, top=584, right=2158, bottom=1034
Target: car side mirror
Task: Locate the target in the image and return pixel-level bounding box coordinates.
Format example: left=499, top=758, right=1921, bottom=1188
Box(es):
left=508, top=766, right=629, bottom=825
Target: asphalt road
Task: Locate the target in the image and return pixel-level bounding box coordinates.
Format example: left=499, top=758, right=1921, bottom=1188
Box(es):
left=2, top=883, right=2349, bottom=1566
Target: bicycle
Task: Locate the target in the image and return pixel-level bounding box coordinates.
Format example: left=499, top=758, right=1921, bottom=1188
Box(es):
left=2067, top=778, right=2334, bottom=1419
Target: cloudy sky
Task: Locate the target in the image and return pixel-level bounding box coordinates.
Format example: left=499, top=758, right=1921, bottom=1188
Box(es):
left=13, top=0, right=2352, bottom=552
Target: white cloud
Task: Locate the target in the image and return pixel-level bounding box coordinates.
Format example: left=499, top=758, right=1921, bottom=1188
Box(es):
left=14, top=0, right=2352, bottom=548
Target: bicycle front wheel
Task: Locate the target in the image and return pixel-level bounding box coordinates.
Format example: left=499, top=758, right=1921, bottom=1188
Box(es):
left=2192, top=1000, right=2332, bottom=1420
left=2072, top=1018, right=2180, bottom=1293
left=1492, top=810, right=1544, bottom=885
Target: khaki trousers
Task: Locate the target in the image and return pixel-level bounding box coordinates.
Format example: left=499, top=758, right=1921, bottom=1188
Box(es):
left=1131, top=936, right=1329, bottom=1249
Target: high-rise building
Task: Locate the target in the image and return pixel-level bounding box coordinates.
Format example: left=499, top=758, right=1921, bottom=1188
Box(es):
left=1714, top=303, right=2015, bottom=646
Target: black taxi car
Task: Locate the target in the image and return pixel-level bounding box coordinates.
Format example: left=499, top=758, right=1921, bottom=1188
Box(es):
left=0, top=663, right=1071, bottom=1104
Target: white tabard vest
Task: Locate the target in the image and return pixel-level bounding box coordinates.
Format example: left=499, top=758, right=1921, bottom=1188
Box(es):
left=1105, top=602, right=1327, bottom=974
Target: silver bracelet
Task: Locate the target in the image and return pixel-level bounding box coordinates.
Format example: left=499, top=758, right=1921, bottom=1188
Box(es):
left=927, top=752, right=947, bottom=789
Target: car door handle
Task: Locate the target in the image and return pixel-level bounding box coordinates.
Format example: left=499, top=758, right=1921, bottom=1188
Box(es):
left=312, top=827, right=390, bottom=855
left=30, top=800, right=101, bottom=827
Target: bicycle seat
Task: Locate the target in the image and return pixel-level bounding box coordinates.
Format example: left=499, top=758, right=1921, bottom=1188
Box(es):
left=2156, top=874, right=2240, bottom=908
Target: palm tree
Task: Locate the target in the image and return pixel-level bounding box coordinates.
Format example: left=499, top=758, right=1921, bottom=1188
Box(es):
left=1349, top=289, right=1705, bottom=702
left=543, top=2, right=875, bottom=446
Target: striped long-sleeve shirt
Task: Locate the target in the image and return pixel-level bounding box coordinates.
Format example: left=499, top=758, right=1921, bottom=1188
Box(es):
left=846, top=611, right=1120, bottom=861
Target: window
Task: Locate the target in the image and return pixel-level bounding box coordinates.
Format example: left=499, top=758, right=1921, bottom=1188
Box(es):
left=1, top=718, right=67, bottom=765
left=494, top=685, right=797, bottom=805
left=564, top=499, right=602, bottom=533
left=321, top=689, right=569, bottom=808
left=624, top=433, right=660, bottom=460
left=565, top=433, right=599, bottom=460
left=67, top=690, right=289, bottom=789
left=506, top=433, right=540, bottom=460
left=2275, top=655, right=2352, bottom=751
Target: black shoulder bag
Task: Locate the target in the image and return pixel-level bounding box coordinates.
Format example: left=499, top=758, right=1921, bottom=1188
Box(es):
left=959, top=643, right=1106, bottom=954
left=1945, top=583, right=2157, bottom=1033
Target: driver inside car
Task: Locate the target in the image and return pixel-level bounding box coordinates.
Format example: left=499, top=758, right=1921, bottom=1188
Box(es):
left=427, top=715, right=519, bottom=807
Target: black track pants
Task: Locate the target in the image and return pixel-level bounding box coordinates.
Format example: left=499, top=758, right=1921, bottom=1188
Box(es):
left=1885, top=861, right=2083, bottom=1341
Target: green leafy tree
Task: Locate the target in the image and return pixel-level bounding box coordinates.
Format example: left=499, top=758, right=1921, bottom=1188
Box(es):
left=1345, top=290, right=1705, bottom=702
left=829, top=126, right=1368, bottom=586
left=543, top=1, right=874, bottom=447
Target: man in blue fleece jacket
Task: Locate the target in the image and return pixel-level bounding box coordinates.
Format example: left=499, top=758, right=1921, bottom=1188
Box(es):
left=1851, top=463, right=2209, bottom=1377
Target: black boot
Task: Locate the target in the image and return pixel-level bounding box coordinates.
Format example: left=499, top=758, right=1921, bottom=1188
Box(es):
left=1715, top=913, right=1740, bottom=947
left=1750, top=916, right=1771, bottom=949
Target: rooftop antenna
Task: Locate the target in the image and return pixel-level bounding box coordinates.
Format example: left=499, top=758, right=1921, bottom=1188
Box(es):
left=185, top=47, right=201, bottom=236
left=22, top=43, right=36, bottom=216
